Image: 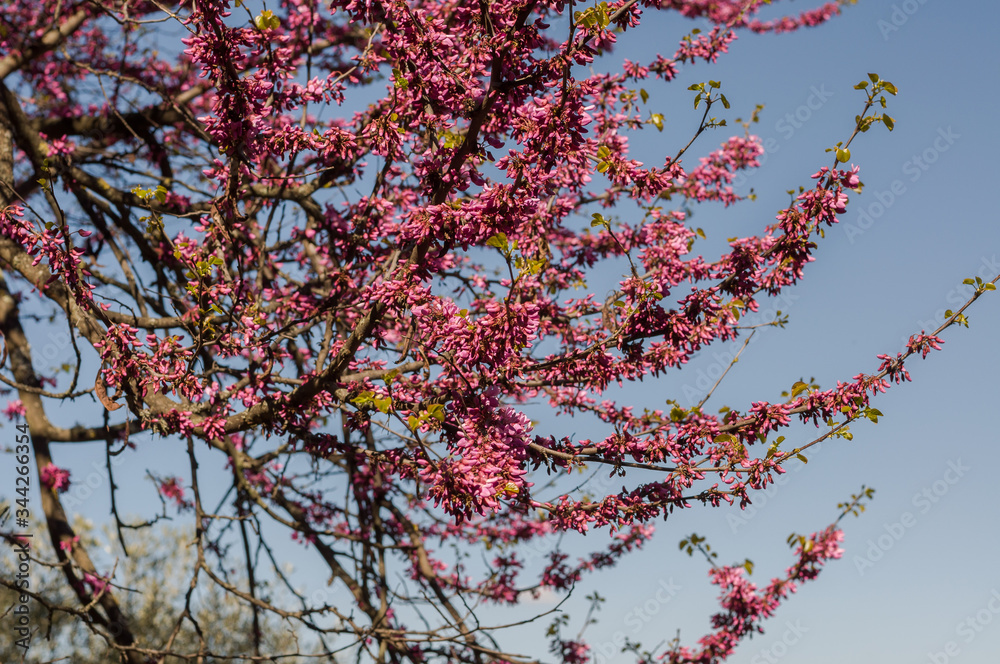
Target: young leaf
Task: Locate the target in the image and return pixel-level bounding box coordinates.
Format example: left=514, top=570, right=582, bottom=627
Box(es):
left=486, top=233, right=508, bottom=250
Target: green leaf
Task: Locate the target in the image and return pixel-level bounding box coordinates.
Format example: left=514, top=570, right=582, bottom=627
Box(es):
left=427, top=403, right=446, bottom=422
left=868, top=72, right=880, bottom=84
left=254, top=9, right=280, bottom=30
left=720, top=94, right=730, bottom=110
left=486, top=232, right=508, bottom=250
left=353, top=391, right=375, bottom=407
left=882, top=81, right=898, bottom=95
left=639, top=88, right=649, bottom=104
left=882, top=115, right=895, bottom=131
left=525, top=258, right=546, bottom=275
left=796, top=453, right=808, bottom=464
left=392, top=68, right=408, bottom=89
left=836, top=147, right=851, bottom=163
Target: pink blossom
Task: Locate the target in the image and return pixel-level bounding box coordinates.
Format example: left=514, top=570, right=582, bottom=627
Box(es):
left=3, top=399, right=26, bottom=420
left=81, top=571, right=110, bottom=597
left=59, top=536, right=80, bottom=553
left=158, top=477, right=190, bottom=509
left=40, top=463, right=71, bottom=493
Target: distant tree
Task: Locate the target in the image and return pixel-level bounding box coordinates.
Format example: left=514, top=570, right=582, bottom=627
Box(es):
left=0, top=516, right=311, bottom=662
left=0, top=0, right=995, bottom=662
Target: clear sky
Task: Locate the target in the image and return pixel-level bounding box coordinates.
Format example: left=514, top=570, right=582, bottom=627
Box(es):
left=3, top=1, right=1000, bottom=663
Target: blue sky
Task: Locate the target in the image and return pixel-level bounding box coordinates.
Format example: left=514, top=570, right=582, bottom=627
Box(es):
left=4, top=1, right=1000, bottom=663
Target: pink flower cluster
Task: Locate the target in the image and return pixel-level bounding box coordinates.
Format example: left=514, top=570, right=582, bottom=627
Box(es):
left=40, top=463, right=71, bottom=493
left=3, top=399, right=26, bottom=420
left=158, top=477, right=191, bottom=510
